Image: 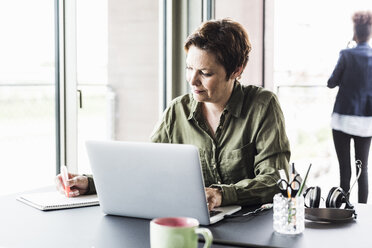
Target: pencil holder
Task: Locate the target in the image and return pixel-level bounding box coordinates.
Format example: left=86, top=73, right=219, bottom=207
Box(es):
left=273, top=193, right=305, bottom=234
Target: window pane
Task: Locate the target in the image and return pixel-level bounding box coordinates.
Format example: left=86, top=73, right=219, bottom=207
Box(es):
left=0, top=1, right=55, bottom=195
left=76, top=0, right=159, bottom=174
left=274, top=0, right=372, bottom=86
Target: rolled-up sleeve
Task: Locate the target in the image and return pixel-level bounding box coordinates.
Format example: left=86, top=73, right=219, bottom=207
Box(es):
left=83, top=174, right=97, bottom=195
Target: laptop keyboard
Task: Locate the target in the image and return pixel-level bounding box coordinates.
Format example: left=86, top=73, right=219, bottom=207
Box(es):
left=209, top=210, right=222, bottom=217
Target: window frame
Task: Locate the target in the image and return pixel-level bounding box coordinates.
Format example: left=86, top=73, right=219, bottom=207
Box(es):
left=56, top=0, right=78, bottom=174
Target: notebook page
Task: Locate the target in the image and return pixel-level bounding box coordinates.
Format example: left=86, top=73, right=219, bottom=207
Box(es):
left=17, top=191, right=99, bottom=211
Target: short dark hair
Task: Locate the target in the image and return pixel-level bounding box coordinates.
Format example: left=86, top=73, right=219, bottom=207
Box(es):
left=184, top=18, right=251, bottom=80
left=353, top=11, right=372, bottom=42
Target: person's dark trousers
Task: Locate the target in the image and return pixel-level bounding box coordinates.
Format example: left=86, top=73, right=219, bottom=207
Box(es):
left=332, top=129, right=371, bottom=203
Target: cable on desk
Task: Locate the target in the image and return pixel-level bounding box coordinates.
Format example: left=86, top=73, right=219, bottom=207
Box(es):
left=224, top=203, right=273, bottom=218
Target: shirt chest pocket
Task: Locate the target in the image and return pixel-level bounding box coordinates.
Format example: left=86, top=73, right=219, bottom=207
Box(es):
left=219, top=143, right=256, bottom=183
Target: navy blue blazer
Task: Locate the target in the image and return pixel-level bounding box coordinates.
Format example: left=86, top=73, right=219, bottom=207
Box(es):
left=327, top=42, right=372, bottom=116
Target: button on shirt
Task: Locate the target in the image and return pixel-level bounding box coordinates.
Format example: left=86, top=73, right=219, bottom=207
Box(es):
left=150, top=82, right=291, bottom=206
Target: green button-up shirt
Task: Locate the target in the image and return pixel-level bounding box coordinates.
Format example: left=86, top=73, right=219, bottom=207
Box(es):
left=150, top=82, right=290, bottom=206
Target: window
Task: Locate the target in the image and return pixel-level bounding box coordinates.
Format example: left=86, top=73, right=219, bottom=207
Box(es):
left=74, top=0, right=160, bottom=174
left=75, top=0, right=110, bottom=174
left=0, top=1, right=56, bottom=195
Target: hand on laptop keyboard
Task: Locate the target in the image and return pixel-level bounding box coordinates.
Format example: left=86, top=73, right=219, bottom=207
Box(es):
left=205, top=187, right=222, bottom=210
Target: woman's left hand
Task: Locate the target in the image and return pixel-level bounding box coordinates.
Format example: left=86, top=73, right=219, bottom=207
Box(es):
left=205, top=187, right=222, bottom=211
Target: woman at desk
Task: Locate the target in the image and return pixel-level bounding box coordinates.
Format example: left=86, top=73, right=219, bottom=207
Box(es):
left=56, top=19, right=291, bottom=210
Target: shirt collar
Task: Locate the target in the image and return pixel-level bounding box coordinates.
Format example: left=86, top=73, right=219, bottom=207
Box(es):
left=187, top=81, right=244, bottom=120
left=357, top=42, right=370, bottom=48
left=225, top=81, right=244, bottom=118
left=188, top=95, right=200, bottom=120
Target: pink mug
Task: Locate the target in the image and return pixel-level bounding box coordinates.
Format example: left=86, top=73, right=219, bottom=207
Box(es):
left=150, top=217, right=213, bottom=248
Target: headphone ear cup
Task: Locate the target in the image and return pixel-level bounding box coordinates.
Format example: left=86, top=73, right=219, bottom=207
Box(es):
left=303, top=187, right=313, bottom=208
left=304, top=186, right=321, bottom=208
left=326, top=187, right=337, bottom=208
left=326, top=187, right=346, bottom=208
left=310, top=186, right=321, bottom=208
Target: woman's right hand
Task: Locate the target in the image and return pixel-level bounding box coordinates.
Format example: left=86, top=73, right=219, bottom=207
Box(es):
left=55, top=172, right=89, bottom=197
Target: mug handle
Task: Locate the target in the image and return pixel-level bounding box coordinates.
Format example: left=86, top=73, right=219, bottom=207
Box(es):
left=195, top=227, right=213, bottom=248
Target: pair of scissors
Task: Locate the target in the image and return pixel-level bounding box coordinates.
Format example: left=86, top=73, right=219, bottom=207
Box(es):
left=276, top=174, right=301, bottom=198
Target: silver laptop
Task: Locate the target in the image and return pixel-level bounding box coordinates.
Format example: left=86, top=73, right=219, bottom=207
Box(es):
left=85, top=140, right=241, bottom=225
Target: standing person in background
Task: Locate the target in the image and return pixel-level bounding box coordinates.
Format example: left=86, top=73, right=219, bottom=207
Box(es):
left=327, top=10, right=372, bottom=203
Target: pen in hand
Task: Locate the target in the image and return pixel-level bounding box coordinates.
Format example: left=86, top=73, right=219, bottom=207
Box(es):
left=61, top=165, right=71, bottom=197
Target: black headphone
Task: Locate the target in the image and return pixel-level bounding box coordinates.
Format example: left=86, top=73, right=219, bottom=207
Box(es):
left=303, top=160, right=362, bottom=210
left=303, top=186, right=354, bottom=209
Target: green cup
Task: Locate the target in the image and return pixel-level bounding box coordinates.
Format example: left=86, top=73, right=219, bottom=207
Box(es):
left=150, top=217, right=213, bottom=248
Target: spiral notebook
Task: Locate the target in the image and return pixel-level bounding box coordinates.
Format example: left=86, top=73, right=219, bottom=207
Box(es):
left=17, top=191, right=99, bottom=211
